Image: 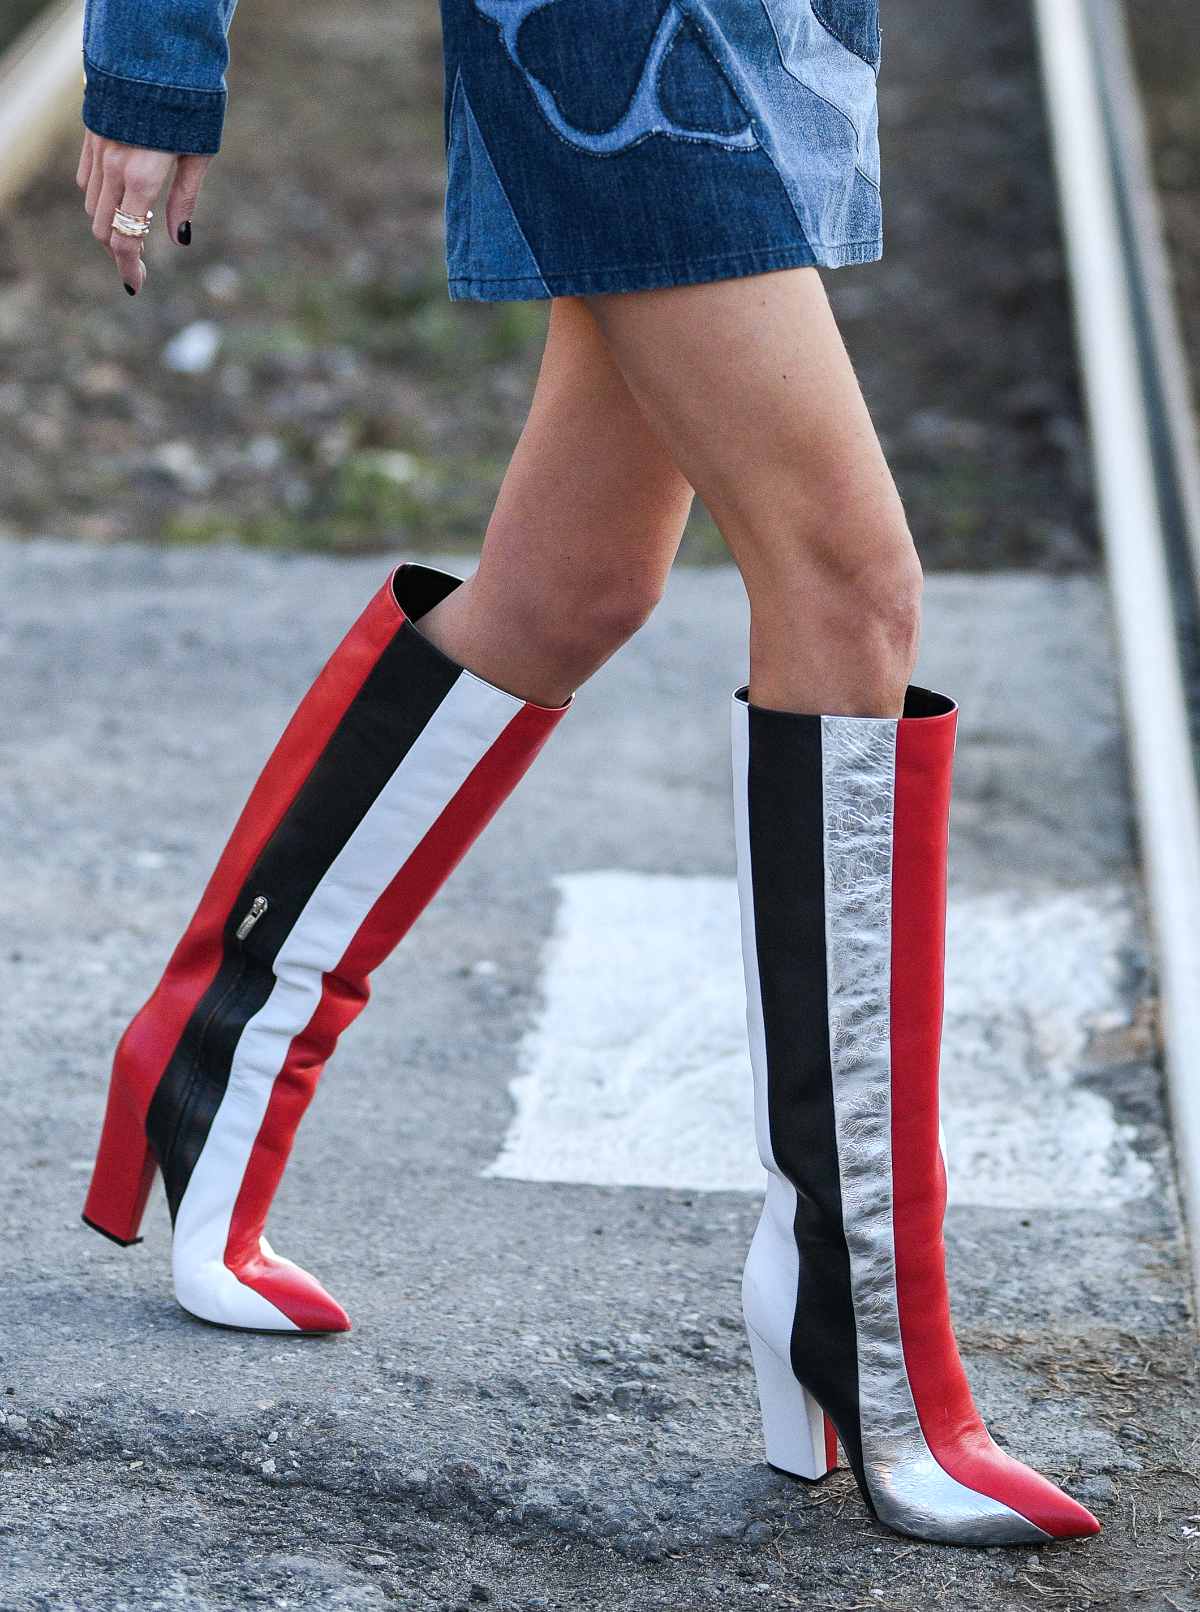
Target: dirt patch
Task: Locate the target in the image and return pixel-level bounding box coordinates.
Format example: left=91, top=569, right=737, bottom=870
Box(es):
left=0, top=0, right=1095, bottom=567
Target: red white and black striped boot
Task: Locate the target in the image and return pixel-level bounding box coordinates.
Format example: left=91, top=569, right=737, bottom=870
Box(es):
left=730, top=685, right=1100, bottom=1545
left=83, top=562, right=569, bottom=1332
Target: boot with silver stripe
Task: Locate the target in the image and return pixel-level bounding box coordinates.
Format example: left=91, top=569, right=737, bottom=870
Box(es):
left=731, top=683, right=1101, bottom=1545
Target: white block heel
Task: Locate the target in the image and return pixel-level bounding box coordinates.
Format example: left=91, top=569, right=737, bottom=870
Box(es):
left=746, top=1324, right=837, bottom=1481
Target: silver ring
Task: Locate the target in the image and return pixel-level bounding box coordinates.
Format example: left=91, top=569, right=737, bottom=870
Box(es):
left=113, top=207, right=153, bottom=239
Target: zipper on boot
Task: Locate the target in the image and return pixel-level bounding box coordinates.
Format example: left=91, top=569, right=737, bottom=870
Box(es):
left=160, top=893, right=271, bottom=1192
left=235, top=895, right=269, bottom=942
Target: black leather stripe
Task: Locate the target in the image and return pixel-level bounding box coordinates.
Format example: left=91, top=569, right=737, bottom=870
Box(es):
left=745, top=703, right=866, bottom=1486
left=147, top=618, right=462, bottom=1219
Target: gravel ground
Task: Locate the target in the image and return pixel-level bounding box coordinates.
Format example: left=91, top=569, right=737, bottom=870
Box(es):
left=0, top=542, right=1196, bottom=1611
left=0, top=0, right=1095, bottom=568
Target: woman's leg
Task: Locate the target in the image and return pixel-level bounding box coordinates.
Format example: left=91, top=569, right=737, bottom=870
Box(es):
left=579, top=267, right=1098, bottom=1544
left=582, top=268, right=922, bottom=717
left=418, top=295, right=696, bottom=706
left=82, top=292, right=697, bottom=1335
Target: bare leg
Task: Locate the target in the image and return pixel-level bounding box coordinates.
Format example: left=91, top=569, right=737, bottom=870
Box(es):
left=572, top=269, right=1102, bottom=1547
left=582, top=268, right=923, bottom=717
left=80, top=300, right=696, bottom=1338
left=419, top=296, right=696, bottom=706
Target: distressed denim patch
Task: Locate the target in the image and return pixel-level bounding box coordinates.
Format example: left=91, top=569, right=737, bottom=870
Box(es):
left=440, top=0, right=883, bottom=300
left=472, top=0, right=758, bottom=153
left=809, top=0, right=882, bottom=71
left=444, top=70, right=550, bottom=294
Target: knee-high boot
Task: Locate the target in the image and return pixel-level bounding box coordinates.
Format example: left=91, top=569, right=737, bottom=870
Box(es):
left=730, top=684, right=1099, bottom=1544
left=83, top=562, right=570, bottom=1332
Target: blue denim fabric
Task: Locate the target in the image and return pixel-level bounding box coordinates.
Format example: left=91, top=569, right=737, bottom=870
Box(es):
left=79, top=0, right=883, bottom=301
left=440, top=0, right=883, bottom=301
left=81, top=1, right=239, bottom=155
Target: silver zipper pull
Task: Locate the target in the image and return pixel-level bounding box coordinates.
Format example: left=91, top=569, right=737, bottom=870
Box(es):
left=235, top=895, right=269, bottom=942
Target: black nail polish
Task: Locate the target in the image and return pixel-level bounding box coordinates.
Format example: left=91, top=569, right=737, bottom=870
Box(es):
left=178, top=220, right=191, bottom=245
left=124, top=282, right=136, bottom=296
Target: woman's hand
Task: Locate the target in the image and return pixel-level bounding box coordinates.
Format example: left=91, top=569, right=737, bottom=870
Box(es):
left=76, top=129, right=212, bottom=296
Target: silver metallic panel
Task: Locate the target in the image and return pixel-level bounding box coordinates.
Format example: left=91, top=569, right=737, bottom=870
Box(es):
left=819, top=714, right=1050, bottom=1545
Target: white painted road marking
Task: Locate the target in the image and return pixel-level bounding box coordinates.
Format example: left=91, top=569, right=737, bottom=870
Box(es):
left=486, top=871, right=1154, bottom=1206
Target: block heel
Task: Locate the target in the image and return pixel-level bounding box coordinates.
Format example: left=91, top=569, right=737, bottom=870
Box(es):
left=746, top=1324, right=837, bottom=1481
left=82, top=1083, right=156, bottom=1246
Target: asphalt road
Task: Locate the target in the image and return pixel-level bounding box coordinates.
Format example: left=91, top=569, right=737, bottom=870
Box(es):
left=0, top=541, right=1194, bottom=1611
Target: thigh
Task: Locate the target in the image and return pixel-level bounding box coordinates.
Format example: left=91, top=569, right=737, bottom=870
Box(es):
left=417, top=297, right=696, bottom=705
left=581, top=268, right=908, bottom=594
left=474, top=295, right=694, bottom=600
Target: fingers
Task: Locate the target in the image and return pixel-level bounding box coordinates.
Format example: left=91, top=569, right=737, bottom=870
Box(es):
left=75, top=129, right=95, bottom=194
left=111, top=224, right=148, bottom=295
left=92, top=164, right=124, bottom=251
left=165, top=154, right=210, bottom=246
left=84, top=140, right=105, bottom=222
left=77, top=135, right=177, bottom=295
left=111, top=176, right=159, bottom=294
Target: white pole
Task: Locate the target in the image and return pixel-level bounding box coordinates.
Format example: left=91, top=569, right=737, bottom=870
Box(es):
left=1032, top=0, right=1200, bottom=1305
left=0, top=1, right=86, bottom=211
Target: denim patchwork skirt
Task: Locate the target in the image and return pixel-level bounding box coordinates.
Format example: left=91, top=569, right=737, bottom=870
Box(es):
left=439, top=0, right=883, bottom=301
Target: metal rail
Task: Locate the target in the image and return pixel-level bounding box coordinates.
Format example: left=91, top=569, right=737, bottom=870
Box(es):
left=1032, top=0, right=1200, bottom=1306
left=0, top=0, right=84, bottom=211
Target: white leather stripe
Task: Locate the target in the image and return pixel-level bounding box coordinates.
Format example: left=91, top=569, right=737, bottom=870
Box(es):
left=731, top=693, right=777, bottom=1176
left=819, top=713, right=1046, bottom=1544
left=172, top=673, right=523, bottom=1328
left=731, top=694, right=802, bottom=1360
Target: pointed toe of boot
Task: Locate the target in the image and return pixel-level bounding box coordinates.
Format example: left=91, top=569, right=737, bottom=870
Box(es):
left=253, top=1273, right=351, bottom=1335
left=861, top=1444, right=1102, bottom=1546
left=174, top=1241, right=351, bottom=1334
left=949, top=1441, right=1103, bottom=1542
left=1018, top=1471, right=1101, bottom=1540
left=233, top=1239, right=352, bottom=1334
left=1044, top=1495, right=1102, bottom=1540
left=275, top=1285, right=352, bottom=1335
left=272, top=1275, right=352, bottom=1335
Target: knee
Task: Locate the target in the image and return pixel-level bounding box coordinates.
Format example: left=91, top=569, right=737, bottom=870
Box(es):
left=765, top=500, right=922, bottom=636
left=747, top=499, right=924, bottom=707
left=817, top=532, right=923, bottom=683
left=586, top=569, right=667, bottom=649
left=846, top=541, right=924, bottom=666
left=519, top=565, right=666, bottom=670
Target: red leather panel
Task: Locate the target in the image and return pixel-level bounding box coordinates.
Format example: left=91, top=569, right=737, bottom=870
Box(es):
left=890, top=705, right=1098, bottom=1538
left=109, top=576, right=406, bottom=1124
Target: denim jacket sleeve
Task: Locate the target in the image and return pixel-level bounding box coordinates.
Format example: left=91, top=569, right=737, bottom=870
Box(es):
left=81, top=1, right=240, bottom=156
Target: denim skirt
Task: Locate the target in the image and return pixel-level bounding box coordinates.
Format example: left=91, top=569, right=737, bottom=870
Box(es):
left=439, top=0, right=883, bottom=302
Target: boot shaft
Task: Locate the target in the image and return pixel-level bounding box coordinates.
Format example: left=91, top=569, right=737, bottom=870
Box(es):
left=731, top=684, right=958, bottom=1207
left=732, top=686, right=1097, bottom=1542
left=85, top=563, right=570, bottom=1333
